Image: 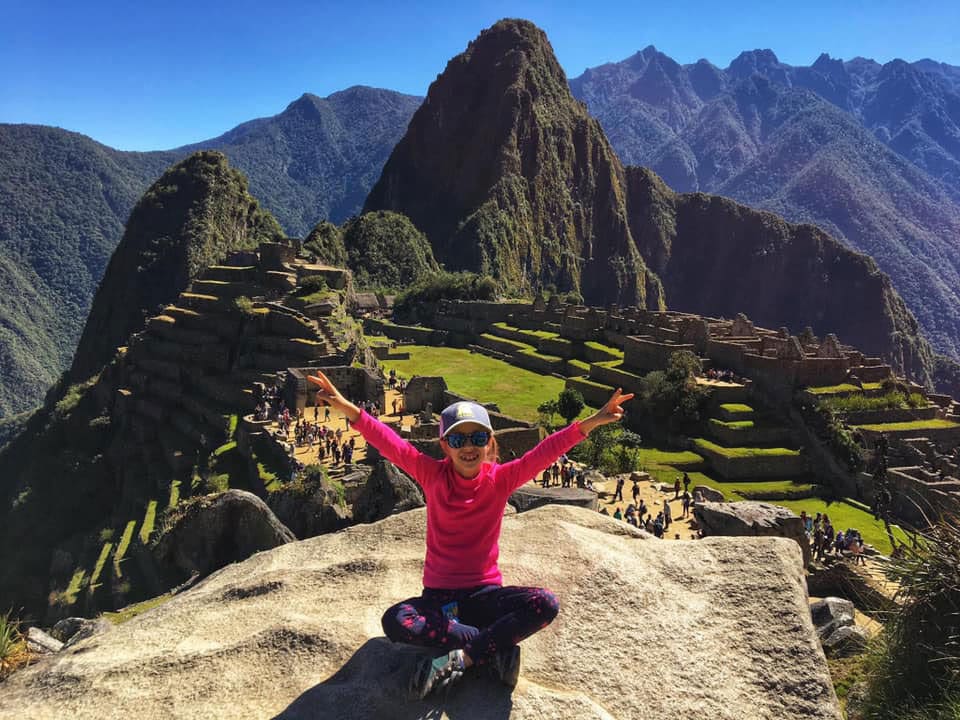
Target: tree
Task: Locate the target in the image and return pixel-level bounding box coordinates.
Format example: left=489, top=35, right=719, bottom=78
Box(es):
left=557, top=388, right=585, bottom=425
left=537, top=399, right=559, bottom=428
left=614, top=430, right=644, bottom=473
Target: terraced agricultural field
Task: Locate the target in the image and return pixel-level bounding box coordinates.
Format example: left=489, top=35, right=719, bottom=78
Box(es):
left=377, top=345, right=588, bottom=421
left=852, top=418, right=960, bottom=432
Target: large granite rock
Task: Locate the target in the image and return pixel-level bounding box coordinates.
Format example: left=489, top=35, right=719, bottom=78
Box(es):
left=153, top=489, right=295, bottom=585
left=694, top=501, right=811, bottom=567
left=269, top=473, right=354, bottom=538
left=509, top=485, right=598, bottom=513
left=810, top=597, right=856, bottom=641
left=352, top=460, right=425, bottom=523
left=50, top=617, right=112, bottom=649
left=1, top=506, right=840, bottom=719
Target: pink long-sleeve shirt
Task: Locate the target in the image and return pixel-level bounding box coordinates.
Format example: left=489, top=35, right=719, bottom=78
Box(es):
left=352, top=410, right=587, bottom=589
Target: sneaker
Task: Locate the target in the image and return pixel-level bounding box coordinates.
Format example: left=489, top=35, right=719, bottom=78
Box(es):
left=411, top=649, right=466, bottom=700
left=488, top=645, right=521, bottom=689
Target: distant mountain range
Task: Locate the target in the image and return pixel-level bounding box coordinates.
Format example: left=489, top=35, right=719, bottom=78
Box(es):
left=3, top=45, right=960, bottom=417
left=0, top=87, right=419, bottom=416
left=569, top=48, right=960, bottom=359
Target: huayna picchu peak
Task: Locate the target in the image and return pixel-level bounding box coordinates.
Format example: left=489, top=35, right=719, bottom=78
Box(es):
left=366, top=18, right=932, bottom=384
left=365, top=19, right=665, bottom=309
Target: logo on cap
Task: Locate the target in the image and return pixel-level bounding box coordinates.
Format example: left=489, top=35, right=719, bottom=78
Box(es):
left=455, top=404, right=474, bottom=418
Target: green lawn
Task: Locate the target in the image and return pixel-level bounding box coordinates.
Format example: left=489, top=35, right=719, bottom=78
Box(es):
left=775, top=499, right=909, bottom=555
left=102, top=593, right=174, bottom=625
left=491, top=322, right=559, bottom=340
left=637, top=448, right=703, bottom=467
left=806, top=382, right=884, bottom=395
left=379, top=345, right=580, bottom=421
left=852, top=418, right=959, bottom=432
left=694, top=438, right=800, bottom=458
left=719, top=403, right=754, bottom=414
left=709, top=418, right=755, bottom=430
left=644, top=467, right=818, bottom=502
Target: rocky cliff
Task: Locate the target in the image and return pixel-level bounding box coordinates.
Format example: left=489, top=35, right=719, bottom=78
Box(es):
left=69, top=151, right=281, bottom=382
left=366, top=19, right=933, bottom=383
left=364, top=19, right=664, bottom=308
left=0, top=506, right=841, bottom=719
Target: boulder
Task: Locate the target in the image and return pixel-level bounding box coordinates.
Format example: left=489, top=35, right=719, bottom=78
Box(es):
left=509, top=485, right=597, bottom=513
left=822, top=625, right=869, bottom=658
left=153, top=489, right=295, bottom=585
left=51, top=617, right=112, bottom=648
left=694, top=485, right=725, bottom=503
left=810, top=597, right=855, bottom=640
left=269, top=470, right=358, bottom=538
left=693, top=501, right=811, bottom=567
left=352, top=460, right=424, bottom=523
left=25, top=627, right=63, bottom=654
left=1, top=506, right=841, bottom=719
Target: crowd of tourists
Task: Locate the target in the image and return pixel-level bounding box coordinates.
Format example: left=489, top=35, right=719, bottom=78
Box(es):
left=801, top=511, right=867, bottom=565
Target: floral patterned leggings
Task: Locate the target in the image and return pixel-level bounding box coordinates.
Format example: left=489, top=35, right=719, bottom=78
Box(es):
left=381, top=585, right=560, bottom=665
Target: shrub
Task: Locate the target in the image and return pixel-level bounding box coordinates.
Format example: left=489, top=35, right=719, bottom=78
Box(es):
left=0, top=610, right=27, bottom=679
left=303, top=220, right=347, bottom=267
left=234, top=295, right=256, bottom=316
left=393, top=271, right=498, bottom=324
left=296, top=276, right=327, bottom=297
left=862, top=516, right=960, bottom=718
left=342, top=211, right=439, bottom=290
left=557, top=388, right=585, bottom=424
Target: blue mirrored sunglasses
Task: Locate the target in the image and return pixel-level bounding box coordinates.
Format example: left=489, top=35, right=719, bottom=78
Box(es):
left=444, top=430, right=491, bottom=449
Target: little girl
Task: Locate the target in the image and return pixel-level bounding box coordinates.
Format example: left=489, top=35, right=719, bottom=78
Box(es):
left=308, top=371, right=632, bottom=698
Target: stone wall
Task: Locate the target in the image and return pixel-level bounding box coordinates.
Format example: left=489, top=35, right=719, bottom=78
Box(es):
left=694, top=441, right=808, bottom=480
left=540, top=337, right=575, bottom=358
left=286, top=366, right=383, bottom=412
left=507, top=350, right=564, bottom=375
left=566, top=377, right=614, bottom=408
left=589, top=364, right=645, bottom=394
left=707, top=420, right=794, bottom=448
left=402, top=376, right=448, bottom=414
left=624, top=337, right=695, bottom=373
left=363, top=318, right=447, bottom=345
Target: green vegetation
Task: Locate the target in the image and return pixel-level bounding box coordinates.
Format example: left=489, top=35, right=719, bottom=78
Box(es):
left=392, top=271, right=499, bottom=324
left=819, top=391, right=927, bottom=413
left=567, top=359, right=591, bottom=375
left=861, top=517, right=960, bottom=719
left=376, top=344, right=577, bottom=421
left=853, top=418, right=959, bottom=432
left=89, top=542, right=113, bottom=588
left=719, top=403, right=753, bottom=414
left=693, top=438, right=800, bottom=458
left=492, top=322, right=559, bottom=340
left=636, top=448, right=703, bottom=467
left=113, top=520, right=137, bottom=578
left=775, top=499, right=907, bottom=554
left=480, top=333, right=534, bottom=351
left=584, top=341, right=624, bottom=359
left=342, top=211, right=439, bottom=289
left=709, top=418, right=755, bottom=430
left=62, top=568, right=86, bottom=606
left=0, top=609, right=27, bottom=679
left=102, top=593, right=175, bottom=625
left=630, top=351, right=710, bottom=440
left=557, top=387, right=585, bottom=424
left=806, top=382, right=883, bottom=395
left=303, top=220, right=348, bottom=266
left=139, top=501, right=158, bottom=545
left=642, top=467, right=816, bottom=502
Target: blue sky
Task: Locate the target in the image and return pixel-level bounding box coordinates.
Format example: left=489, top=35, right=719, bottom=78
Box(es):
left=3, top=0, right=958, bottom=151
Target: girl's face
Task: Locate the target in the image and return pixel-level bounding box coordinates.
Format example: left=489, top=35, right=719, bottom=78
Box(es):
left=441, top=421, right=493, bottom=479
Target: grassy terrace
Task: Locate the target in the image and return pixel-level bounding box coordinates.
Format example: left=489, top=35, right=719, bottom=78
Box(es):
left=636, top=448, right=703, bottom=467
left=644, top=467, right=817, bottom=501
left=376, top=345, right=575, bottom=422
left=852, top=418, right=960, bottom=432
left=584, top=341, right=624, bottom=358
left=491, top=321, right=559, bottom=340
left=479, top=333, right=534, bottom=351
left=719, top=403, right=753, bottom=414
left=694, top=438, right=800, bottom=458
left=806, top=382, right=884, bottom=395
left=709, top=418, right=755, bottom=430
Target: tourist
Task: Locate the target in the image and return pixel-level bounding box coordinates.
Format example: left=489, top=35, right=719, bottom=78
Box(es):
left=613, top=476, right=625, bottom=502
left=674, top=476, right=681, bottom=499
left=681, top=492, right=691, bottom=518
left=306, top=371, right=633, bottom=698
left=653, top=513, right=664, bottom=538
left=613, top=507, right=623, bottom=521
left=682, top=472, right=690, bottom=495
left=638, top=499, right=648, bottom=519
left=852, top=536, right=866, bottom=565
left=662, top=499, right=672, bottom=528
left=541, top=469, right=550, bottom=488
left=631, top=478, right=640, bottom=505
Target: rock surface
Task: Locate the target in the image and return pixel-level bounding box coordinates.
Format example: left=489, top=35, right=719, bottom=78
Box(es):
left=822, top=625, right=870, bottom=658
left=810, top=597, right=856, bottom=640
left=1, top=506, right=839, bottom=719
left=351, top=460, right=425, bottom=523
left=153, top=489, right=296, bottom=585
left=508, top=484, right=598, bottom=513
left=50, top=617, right=112, bottom=648
left=24, top=627, right=63, bottom=654
left=694, top=500, right=811, bottom=567
left=694, top=484, right=725, bottom=503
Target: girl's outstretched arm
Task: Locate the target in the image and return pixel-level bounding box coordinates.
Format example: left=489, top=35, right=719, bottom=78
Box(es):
left=578, top=388, right=634, bottom=436
left=308, top=371, right=360, bottom=422
left=307, top=372, right=434, bottom=485
left=498, top=388, right=634, bottom=491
